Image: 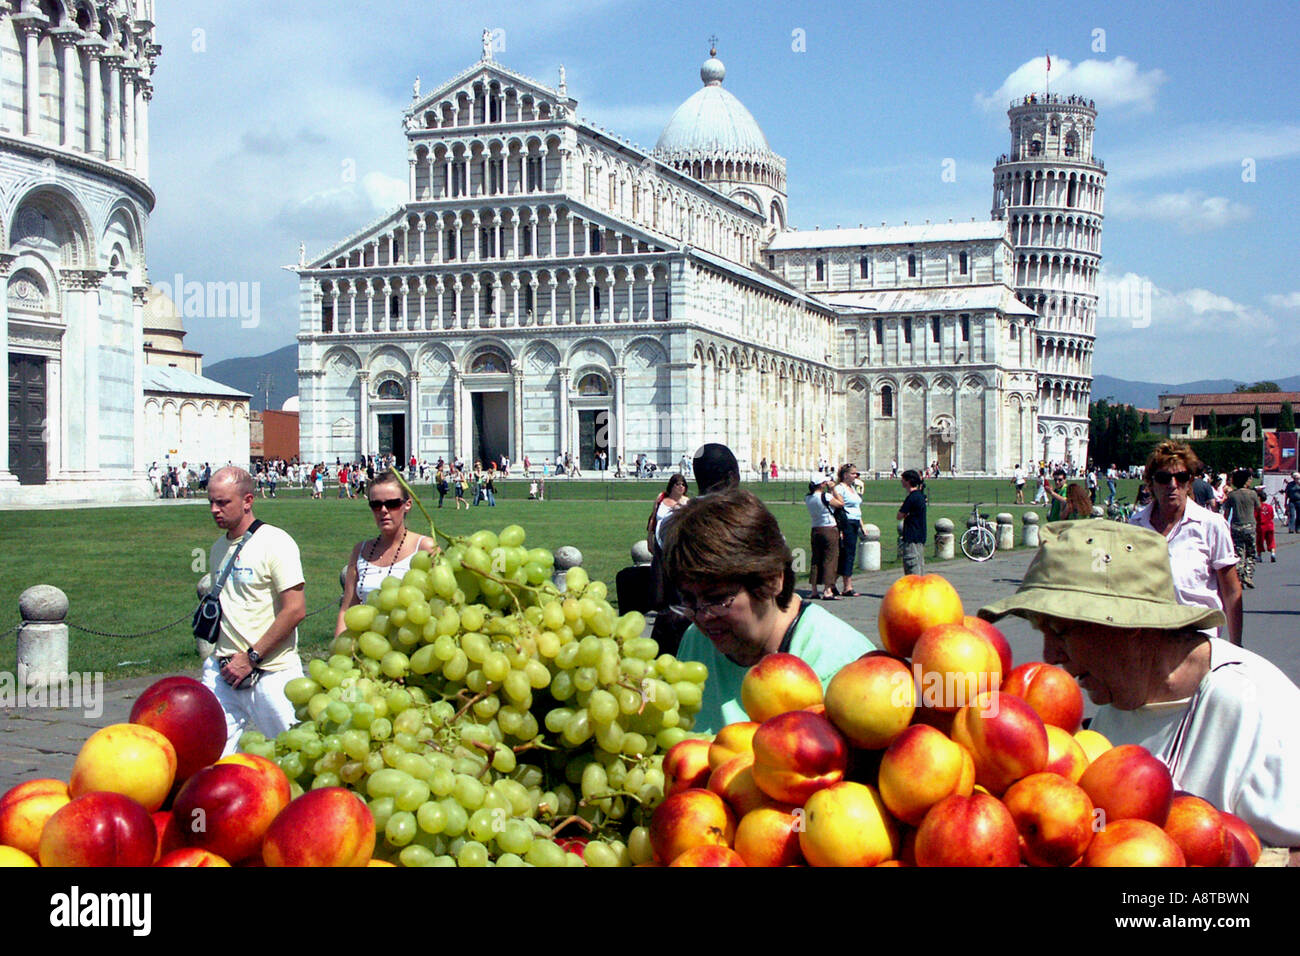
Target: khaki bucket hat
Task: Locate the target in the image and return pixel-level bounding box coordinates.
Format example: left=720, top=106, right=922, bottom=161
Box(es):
left=978, top=519, right=1226, bottom=632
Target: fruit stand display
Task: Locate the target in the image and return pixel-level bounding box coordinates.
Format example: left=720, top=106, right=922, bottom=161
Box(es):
left=0, top=497, right=1268, bottom=866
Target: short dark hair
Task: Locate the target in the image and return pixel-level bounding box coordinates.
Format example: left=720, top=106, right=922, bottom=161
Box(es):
left=901, top=469, right=922, bottom=487
left=692, top=443, right=740, bottom=496
left=1232, top=468, right=1251, bottom=489
left=661, top=488, right=795, bottom=610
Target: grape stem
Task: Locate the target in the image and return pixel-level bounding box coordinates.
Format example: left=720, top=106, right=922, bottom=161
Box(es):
left=616, top=679, right=650, bottom=715
left=580, top=789, right=642, bottom=806
left=452, top=690, right=491, bottom=722
left=548, top=815, right=596, bottom=838
left=512, top=737, right=560, bottom=754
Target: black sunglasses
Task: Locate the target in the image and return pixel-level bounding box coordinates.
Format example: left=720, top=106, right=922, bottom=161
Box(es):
left=368, top=497, right=406, bottom=511
left=1152, top=470, right=1192, bottom=486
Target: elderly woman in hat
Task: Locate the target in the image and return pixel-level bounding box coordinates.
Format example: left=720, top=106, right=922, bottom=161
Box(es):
left=980, top=519, right=1300, bottom=848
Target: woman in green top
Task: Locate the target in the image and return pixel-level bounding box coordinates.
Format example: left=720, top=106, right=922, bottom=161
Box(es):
left=659, top=487, right=874, bottom=733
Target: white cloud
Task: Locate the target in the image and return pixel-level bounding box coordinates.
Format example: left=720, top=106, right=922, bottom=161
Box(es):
left=1109, top=122, right=1300, bottom=182
left=1266, top=292, right=1300, bottom=310
left=1107, top=189, right=1251, bottom=232
left=1092, top=269, right=1280, bottom=380
left=977, top=56, right=1166, bottom=113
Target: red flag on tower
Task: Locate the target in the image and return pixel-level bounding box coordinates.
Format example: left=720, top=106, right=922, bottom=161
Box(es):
left=1046, top=52, right=1051, bottom=71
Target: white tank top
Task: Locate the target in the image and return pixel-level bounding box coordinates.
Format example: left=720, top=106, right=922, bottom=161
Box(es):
left=355, top=535, right=428, bottom=602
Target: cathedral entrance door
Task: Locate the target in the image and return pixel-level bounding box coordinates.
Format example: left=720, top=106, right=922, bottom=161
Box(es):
left=377, top=413, right=406, bottom=463
left=471, top=391, right=510, bottom=466
left=577, top=409, right=607, bottom=471
left=8, top=354, right=47, bottom=485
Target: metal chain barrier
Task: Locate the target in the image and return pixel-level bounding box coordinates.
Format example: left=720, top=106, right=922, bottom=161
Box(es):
left=60, top=601, right=339, bottom=640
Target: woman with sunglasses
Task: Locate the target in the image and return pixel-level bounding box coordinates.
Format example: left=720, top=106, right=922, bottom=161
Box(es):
left=660, top=487, right=873, bottom=733
left=1128, top=441, right=1242, bottom=645
left=335, top=470, right=438, bottom=637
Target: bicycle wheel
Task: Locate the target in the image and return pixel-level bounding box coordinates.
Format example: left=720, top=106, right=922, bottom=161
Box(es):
left=961, top=526, right=996, bottom=562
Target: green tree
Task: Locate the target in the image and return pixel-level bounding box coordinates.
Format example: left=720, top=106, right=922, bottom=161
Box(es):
left=1208, top=410, right=1220, bottom=439
left=1234, top=381, right=1281, bottom=393
left=1141, top=411, right=1150, bottom=432
left=1281, top=401, right=1296, bottom=432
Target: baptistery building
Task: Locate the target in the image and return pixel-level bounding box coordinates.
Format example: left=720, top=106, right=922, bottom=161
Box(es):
left=295, top=38, right=1101, bottom=476
left=0, top=0, right=158, bottom=504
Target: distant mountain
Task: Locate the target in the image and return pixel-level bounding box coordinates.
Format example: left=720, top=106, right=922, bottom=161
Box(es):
left=204, top=344, right=298, bottom=412
left=1090, top=374, right=1300, bottom=410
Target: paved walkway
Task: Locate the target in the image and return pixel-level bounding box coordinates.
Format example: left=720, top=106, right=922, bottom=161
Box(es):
left=3, top=530, right=1298, bottom=795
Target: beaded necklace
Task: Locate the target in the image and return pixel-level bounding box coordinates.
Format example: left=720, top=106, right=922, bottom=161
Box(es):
left=363, top=529, right=408, bottom=594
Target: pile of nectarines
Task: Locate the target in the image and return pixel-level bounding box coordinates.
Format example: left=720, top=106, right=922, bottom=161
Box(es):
left=646, top=574, right=1262, bottom=867
left=0, top=675, right=378, bottom=867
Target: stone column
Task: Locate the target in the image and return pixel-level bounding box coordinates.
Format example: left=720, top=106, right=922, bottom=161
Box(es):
left=122, top=66, right=138, bottom=169
left=604, top=274, right=615, bottom=325
left=365, top=288, right=374, bottom=333
left=105, top=51, right=123, bottom=162
left=512, top=363, right=525, bottom=461
left=612, top=366, right=626, bottom=467
left=135, top=80, right=151, bottom=179
left=417, top=220, right=426, bottom=264
left=470, top=277, right=481, bottom=328
left=56, top=31, right=79, bottom=147
left=565, top=275, right=576, bottom=326
left=558, top=367, right=570, bottom=460
left=934, top=517, right=955, bottom=560
left=1022, top=511, right=1040, bottom=548
left=408, top=159, right=416, bottom=199
left=417, top=277, right=427, bottom=330
left=357, top=371, right=370, bottom=456
left=996, top=513, right=1015, bottom=551
left=18, top=17, right=40, bottom=136
left=859, top=524, right=881, bottom=571
left=408, top=371, right=420, bottom=463
left=452, top=277, right=463, bottom=328
left=645, top=271, right=655, bottom=322
left=510, top=276, right=520, bottom=328
left=400, top=277, right=411, bottom=330
left=527, top=277, right=539, bottom=326
left=546, top=276, right=557, bottom=326
left=434, top=277, right=444, bottom=327
left=0, top=255, right=16, bottom=483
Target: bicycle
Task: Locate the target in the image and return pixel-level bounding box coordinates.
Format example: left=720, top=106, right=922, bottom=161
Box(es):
left=960, top=503, right=997, bottom=561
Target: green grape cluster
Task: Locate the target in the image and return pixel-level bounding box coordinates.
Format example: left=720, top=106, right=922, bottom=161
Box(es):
left=242, top=521, right=708, bottom=867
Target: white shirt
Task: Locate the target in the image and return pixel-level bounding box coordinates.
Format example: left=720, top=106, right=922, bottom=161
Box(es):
left=1129, top=499, right=1236, bottom=638
left=1090, top=639, right=1300, bottom=848
left=834, top=483, right=862, bottom=523
left=805, top=492, right=836, bottom=528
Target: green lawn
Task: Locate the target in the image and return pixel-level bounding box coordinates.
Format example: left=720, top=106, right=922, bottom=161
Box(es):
left=1, top=477, right=1142, bottom=677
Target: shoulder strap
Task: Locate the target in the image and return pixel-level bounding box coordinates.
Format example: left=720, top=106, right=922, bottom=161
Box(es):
left=209, top=520, right=263, bottom=597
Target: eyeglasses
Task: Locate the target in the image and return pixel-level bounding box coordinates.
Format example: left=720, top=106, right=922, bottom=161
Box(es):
left=368, top=497, right=406, bottom=511
left=669, top=592, right=739, bottom=620
left=1152, top=470, right=1192, bottom=487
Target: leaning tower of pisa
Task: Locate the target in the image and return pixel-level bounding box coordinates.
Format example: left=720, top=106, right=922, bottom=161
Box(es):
left=992, top=93, right=1105, bottom=467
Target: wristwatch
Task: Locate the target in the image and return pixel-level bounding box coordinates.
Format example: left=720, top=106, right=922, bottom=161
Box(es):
left=246, top=648, right=264, bottom=667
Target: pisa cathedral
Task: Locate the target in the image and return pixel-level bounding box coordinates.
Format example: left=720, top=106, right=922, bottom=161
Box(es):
left=295, top=36, right=1104, bottom=475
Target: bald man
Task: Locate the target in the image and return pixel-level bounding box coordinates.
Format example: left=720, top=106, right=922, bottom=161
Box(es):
left=202, top=466, right=306, bottom=754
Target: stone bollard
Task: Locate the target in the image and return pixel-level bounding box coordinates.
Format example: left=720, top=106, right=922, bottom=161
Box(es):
left=859, top=524, right=881, bottom=572
left=553, top=546, right=583, bottom=592
left=17, top=585, right=69, bottom=686
left=1022, top=511, right=1040, bottom=548
left=934, top=518, right=955, bottom=560
left=996, top=513, right=1015, bottom=551
left=630, top=540, right=653, bottom=567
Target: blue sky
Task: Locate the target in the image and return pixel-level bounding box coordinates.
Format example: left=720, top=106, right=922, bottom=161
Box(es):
left=148, top=0, right=1300, bottom=387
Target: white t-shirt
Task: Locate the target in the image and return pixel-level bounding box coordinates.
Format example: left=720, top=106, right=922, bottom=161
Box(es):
left=654, top=499, right=684, bottom=550
left=209, top=524, right=305, bottom=672
left=1090, top=639, right=1300, bottom=848
left=1014, top=467, right=1025, bottom=486
left=1129, top=499, right=1236, bottom=638
left=804, top=492, right=836, bottom=528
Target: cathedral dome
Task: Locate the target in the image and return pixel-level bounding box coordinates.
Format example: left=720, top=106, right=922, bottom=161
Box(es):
left=654, top=53, right=775, bottom=161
